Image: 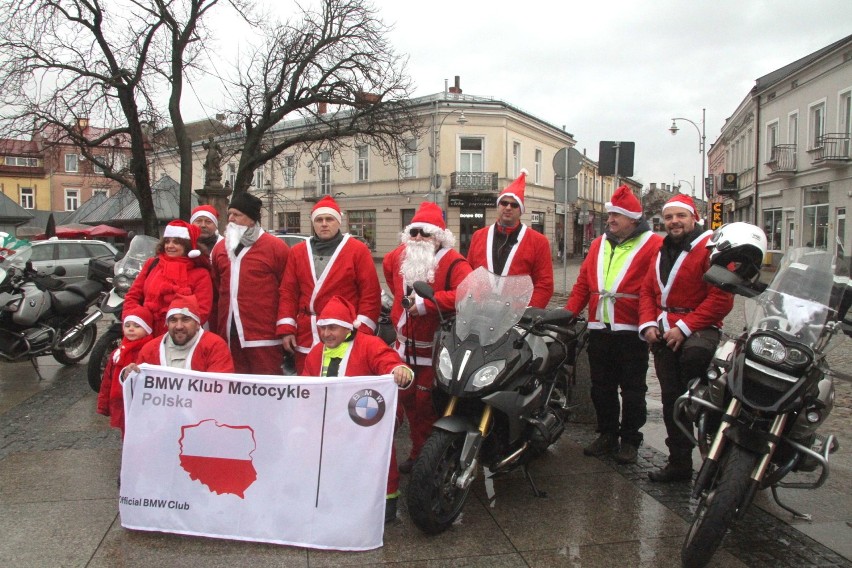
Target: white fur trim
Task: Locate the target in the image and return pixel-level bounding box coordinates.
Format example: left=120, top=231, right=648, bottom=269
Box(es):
left=497, top=193, right=525, bottom=214
left=311, top=207, right=342, bottom=223
left=316, top=317, right=353, bottom=329
left=663, top=201, right=696, bottom=216
left=166, top=307, right=201, bottom=324
left=407, top=222, right=444, bottom=235
left=605, top=204, right=642, bottom=219
left=164, top=225, right=190, bottom=240
left=123, top=315, right=152, bottom=335
left=519, top=168, right=529, bottom=176
left=190, top=210, right=218, bottom=224
left=187, top=249, right=201, bottom=258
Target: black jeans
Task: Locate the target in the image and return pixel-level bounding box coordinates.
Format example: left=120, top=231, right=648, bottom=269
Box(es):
left=587, top=329, right=649, bottom=446
left=652, top=327, right=720, bottom=461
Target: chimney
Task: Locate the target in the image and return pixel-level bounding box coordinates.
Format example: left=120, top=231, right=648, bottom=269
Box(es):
left=650, top=183, right=657, bottom=191
left=448, top=76, right=462, bottom=94
left=318, top=102, right=327, bottom=115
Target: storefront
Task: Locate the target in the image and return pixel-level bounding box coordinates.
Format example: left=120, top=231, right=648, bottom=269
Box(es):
left=449, top=193, right=495, bottom=256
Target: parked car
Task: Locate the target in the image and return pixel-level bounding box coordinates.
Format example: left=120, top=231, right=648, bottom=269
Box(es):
left=28, top=238, right=119, bottom=283
left=273, top=233, right=310, bottom=248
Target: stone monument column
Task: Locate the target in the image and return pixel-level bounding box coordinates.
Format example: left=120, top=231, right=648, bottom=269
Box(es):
left=195, top=135, right=231, bottom=234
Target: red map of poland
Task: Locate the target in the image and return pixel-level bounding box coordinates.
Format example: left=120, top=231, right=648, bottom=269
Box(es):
left=179, top=419, right=257, bottom=498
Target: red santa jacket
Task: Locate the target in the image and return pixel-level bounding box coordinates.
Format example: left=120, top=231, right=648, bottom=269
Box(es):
left=136, top=329, right=235, bottom=373
left=211, top=230, right=289, bottom=347
left=124, top=254, right=213, bottom=337
left=566, top=230, right=662, bottom=331
left=303, top=330, right=408, bottom=377
left=467, top=223, right=554, bottom=308
left=638, top=230, right=734, bottom=337
left=277, top=234, right=381, bottom=355
left=383, top=244, right=472, bottom=366
left=97, top=334, right=155, bottom=432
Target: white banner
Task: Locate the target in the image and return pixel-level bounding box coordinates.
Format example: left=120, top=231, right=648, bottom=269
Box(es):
left=119, top=364, right=397, bottom=550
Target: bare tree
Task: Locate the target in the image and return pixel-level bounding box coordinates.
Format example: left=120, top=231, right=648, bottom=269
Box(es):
left=0, top=0, right=242, bottom=234
left=227, top=0, right=421, bottom=195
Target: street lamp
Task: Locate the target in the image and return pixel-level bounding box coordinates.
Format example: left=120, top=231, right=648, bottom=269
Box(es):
left=429, top=104, right=468, bottom=203
left=669, top=108, right=707, bottom=200
left=676, top=179, right=694, bottom=195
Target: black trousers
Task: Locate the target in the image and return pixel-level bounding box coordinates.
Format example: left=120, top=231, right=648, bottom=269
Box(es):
left=652, top=327, right=720, bottom=462
left=587, top=329, right=649, bottom=446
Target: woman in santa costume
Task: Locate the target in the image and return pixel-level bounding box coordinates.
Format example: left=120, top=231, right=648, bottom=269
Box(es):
left=302, top=295, right=413, bottom=523
left=466, top=169, right=554, bottom=308
left=278, top=195, right=381, bottom=373
left=382, top=201, right=472, bottom=473
left=123, top=219, right=213, bottom=337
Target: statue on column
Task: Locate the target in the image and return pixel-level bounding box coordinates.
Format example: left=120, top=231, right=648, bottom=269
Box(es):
left=202, top=135, right=223, bottom=188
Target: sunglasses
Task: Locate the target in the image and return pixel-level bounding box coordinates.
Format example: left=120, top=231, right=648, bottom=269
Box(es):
left=409, top=228, right=432, bottom=238
left=499, top=200, right=520, bottom=209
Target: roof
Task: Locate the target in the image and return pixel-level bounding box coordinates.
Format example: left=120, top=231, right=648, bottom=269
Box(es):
left=754, top=33, right=852, bottom=93
left=153, top=117, right=239, bottom=149
left=0, top=191, right=34, bottom=223
left=61, top=192, right=110, bottom=224
left=0, top=138, right=40, bottom=155
left=74, top=174, right=198, bottom=224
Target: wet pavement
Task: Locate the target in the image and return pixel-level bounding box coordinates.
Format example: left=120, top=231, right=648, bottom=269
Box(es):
left=0, top=258, right=850, bottom=567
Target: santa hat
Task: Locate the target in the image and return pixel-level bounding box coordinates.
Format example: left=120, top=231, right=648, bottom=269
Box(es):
left=123, top=305, right=153, bottom=335
left=316, top=295, right=357, bottom=330
left=497, top=169, right=527, bottom=213
left=663, top=193, right=701, bottom=221
left=165, top=294, right=202, bottom=324
left=605, top=185, right=643, bottom=220
left=403, top=201, right=455, bottom=248
left=311, top=195, right=343, bottom=224
left=228, top=192, right=262, bottom=223
left=190, top=204, right=219, bottom=225
left=163, top=220, right=201, bottom=258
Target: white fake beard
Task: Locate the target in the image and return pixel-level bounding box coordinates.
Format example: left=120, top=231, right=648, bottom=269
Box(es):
left=400, top=240, right=439, bottom=284
left=224, top=222, right=248, bottom=258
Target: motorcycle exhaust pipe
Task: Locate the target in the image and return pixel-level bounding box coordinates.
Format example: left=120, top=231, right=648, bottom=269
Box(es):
left=59, top=310, right=103, bottom=346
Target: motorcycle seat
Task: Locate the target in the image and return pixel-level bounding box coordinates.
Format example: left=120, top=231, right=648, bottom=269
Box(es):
left=64, top=281, right=103, bottom=303
left=50, top=291, right=87, bottom=315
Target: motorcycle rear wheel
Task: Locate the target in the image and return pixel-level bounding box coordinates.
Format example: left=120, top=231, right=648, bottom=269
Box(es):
left=87, top=327, right=123, bottom=392
left=407, top=430, right=471, bottom=535
left=53, top=325, right=97, bottom=366
left=681, top=445, right=759, bottom=568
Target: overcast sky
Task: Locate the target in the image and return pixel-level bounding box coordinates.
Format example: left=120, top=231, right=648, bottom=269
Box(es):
left=201, top=0, right=851, bottom=196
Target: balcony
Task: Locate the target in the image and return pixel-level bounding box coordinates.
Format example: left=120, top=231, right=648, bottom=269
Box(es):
left=812, top=133, right=851, bottom=165
left=765, top=144, right=796, bottom=176
left=449, top=171, right=498, bottom=192
left=302, top=181, right=332, bottom=202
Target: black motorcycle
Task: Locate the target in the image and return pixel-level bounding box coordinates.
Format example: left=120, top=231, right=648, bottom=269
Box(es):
left=0, top=244, right=103, bottom=377
left=406, top=267, right=586, bottom=534
left=678, top=248, right=849, bottom=567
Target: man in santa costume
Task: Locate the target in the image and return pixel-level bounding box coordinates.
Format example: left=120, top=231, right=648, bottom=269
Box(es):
left=211, top=192, right=290, bottom=375
left=278, top=195, right=381, bottom=373
left=467, top=169, right=553, bottom=308
left=302, top=295, right=413, bottom=523
left=639, top=193, right=733, bottom=482
left=190, top=204, right=223, bottom=258
left=566, top=185, right=662, bottom=464
left=382, top=202, right=472, bottom=473
left=133, top=295, right=234, bottom=373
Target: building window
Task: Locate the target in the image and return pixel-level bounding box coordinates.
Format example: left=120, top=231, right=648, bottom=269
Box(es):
left=19, top=187, right=34, bottom=209
left=512, top=141, right=521, bottom=177
left=65, top=188, right=80, bottom=211
left=356, top=145, right=369, bottom=181
left=809, top=101, right=825, bottom=149
left=766, top=121, right=778, bottom=161
left=227, top=163, right=237, bottom=188
left=763, top=208, right=782, bottom=251
left=92, top=157, right=105, bottom=175
left=65, top=153, right=78, bottom=173
left=92, top=188, right=108, bottom=199
left=278, top=211, right=300, bottom=233
left=788, top=112, right=798, bottom=146
left=4, top=156, right=38, bottom=167
left=534, top=149, right=542, bottom=184
left=251, top=168, right=264, bottom=189
left=459, top=137, right=483, bottom=172
left=802, top=185, right=828, bottom=249
left=401, top=208, right=415, bottom=229
left=840, top=90, right=852, bottom=156
left=318, top=150, right=331, bottom=195
left=283, top=155, right=296, bottom=188
left=401, top=139, right=417, bottom=178
left=347, top=210, right=376, bottom=250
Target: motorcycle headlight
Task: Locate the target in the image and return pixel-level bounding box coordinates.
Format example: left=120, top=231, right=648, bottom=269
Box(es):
left=437, top=347, right=452, bottom=384
left=470, top=360, right=505, bottom=390
left=114, top=275, right=132, bottom=294
left=748, top=335, right=786, bottom=363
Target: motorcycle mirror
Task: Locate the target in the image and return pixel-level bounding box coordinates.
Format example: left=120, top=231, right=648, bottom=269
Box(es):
left=413, top=281, right=435, bottom=302
left=703, top=265, right=762, bottom=298
left=53, top=266, right=67, bottom=277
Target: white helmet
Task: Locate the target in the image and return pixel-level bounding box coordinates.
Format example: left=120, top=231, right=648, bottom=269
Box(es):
left=707, top=222, right=767, bottom=280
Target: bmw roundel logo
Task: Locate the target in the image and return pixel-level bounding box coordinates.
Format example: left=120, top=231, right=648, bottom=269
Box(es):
left=348, top=389, right=386, bottom=427
left=29, top=299, right=36, bottom=307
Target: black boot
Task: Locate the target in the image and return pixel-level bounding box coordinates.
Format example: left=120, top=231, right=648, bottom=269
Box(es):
left=648, top=449, right=692, bottom=482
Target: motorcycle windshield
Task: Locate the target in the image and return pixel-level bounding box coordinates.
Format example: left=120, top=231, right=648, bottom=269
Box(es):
left=454, top=266, right=533, bottom=345
left=115, top=235, right=158, bottom=278
left=745, top=248, right=840, bottom=346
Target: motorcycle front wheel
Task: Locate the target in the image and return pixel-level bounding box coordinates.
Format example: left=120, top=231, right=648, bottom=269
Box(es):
left=407, top=430, right=472, bottom=535
left=681, top=445, right=759, bottom=568
left=53, top=324, right=97, bottom=366
left=87, top=326, right=122, bottom=392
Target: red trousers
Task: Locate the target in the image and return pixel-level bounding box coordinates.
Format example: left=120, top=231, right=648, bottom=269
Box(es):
left=229, top=339, right=284, bottom=375
left=396, top=365, right=437, bottom=460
